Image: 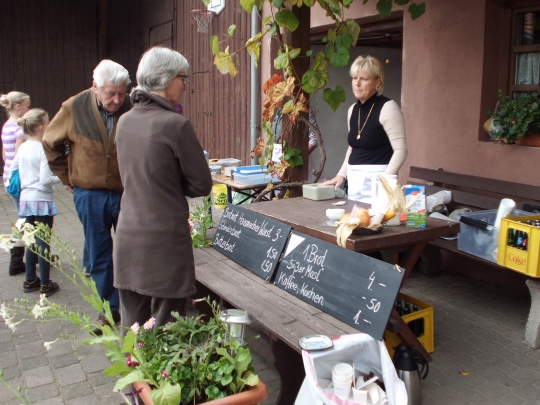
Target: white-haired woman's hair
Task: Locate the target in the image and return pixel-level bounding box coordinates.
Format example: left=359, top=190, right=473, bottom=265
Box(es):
left=93, top=60, right=131, bottom=88
left=136, top=47, right=190, bottom=92
left=0, top=91, right=30, bottom=112
left=350, top=55, right=385, bottom=95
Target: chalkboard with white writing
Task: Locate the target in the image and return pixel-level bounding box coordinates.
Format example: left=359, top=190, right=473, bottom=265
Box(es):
left=274, top=230, right=405, bottom=340
left=212, top=204, right=291, bottom=280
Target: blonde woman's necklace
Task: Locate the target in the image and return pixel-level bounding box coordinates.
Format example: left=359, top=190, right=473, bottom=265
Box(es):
left=357, top=103, right=375, bottom=140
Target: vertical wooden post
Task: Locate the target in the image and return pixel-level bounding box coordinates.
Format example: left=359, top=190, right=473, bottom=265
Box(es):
left=281, top=5, right=311, bottom=195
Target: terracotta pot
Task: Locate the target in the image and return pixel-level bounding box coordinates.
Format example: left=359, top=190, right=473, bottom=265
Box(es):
left=132, top=381, right=268, bottom=405
left=515, top=133, right=540, bottom=147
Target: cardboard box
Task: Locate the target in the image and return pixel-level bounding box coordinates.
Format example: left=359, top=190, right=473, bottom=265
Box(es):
left=405, top=185, right=426, bottom=228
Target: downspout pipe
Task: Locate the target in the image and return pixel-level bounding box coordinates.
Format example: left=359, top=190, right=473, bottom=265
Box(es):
left=250, top=6, right=260, bottom=164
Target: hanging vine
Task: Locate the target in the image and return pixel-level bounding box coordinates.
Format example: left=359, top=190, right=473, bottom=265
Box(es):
left=204, top=0, right=426, bottom=200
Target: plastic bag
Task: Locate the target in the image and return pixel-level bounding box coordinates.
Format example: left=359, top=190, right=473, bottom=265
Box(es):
left=426, top=190, right=451, bottom=213
left=295, top=334, right=407, bottom=405
left=6, top=169, right=21, bottom=198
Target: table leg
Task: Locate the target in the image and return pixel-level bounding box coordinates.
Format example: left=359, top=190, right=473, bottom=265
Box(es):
left=227, top=186, right=233, bottom=203
left=389, top=309, right=432, bottom=362
left=390, top=242, right=432, bottom=362
left=271, top=338, right=305, bottom=405
left=399, top=242, right=427, bottom=284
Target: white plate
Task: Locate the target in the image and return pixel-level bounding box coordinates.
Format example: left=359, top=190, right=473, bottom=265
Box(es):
left=299, top=335, right=333, bottom=351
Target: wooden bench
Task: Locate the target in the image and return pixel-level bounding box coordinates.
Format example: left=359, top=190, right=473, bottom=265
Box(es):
left=408, top=166, right=540, bottom=347
left=192, top=247, right=362, bottom=405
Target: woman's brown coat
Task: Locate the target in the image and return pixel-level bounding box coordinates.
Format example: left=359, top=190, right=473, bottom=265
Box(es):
left=113, top=89, right=212, bottom=298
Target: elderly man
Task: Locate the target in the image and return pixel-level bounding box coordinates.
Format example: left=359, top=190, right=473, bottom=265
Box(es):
left=43, top=60, right=131, bottom=333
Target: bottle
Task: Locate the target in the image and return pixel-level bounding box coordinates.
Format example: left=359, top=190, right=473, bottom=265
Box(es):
left=522, top=232, right=528, bottom=251
left=508, top=228, right=515, bottom=247
left=397, top=300, right=404, bottom=316
left=516, top=231, right=523, bottom=249
left=403, top=302, right=411, bottom=315
left=392, top=344, right=429, bottom=405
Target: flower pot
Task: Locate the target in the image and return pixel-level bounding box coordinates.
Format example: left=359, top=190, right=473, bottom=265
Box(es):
left=515, top=132, right=540, bottom=147
left=132, top=381, right=268, bottom=405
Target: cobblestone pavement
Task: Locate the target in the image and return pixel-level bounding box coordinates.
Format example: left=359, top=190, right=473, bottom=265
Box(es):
left=1, top=186, right=540, bottom=404
left=0, top=187, right=279, bottom=405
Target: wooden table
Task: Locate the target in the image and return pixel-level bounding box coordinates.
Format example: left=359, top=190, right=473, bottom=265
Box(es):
left=213, top=174, right=279, bottom=204
left=243, top=197, right=460, bottom=361
left=193, top=197, right=459, bottom=404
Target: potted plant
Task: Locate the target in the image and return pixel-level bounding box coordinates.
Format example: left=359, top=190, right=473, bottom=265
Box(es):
left=113, top=299, right=266, bottom=405
left=489, top=89, right=540, bottom=145
left=0, top=199, right=267, bottom=405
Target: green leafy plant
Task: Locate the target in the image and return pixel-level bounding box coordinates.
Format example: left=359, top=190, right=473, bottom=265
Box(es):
left=109, top=298, right=259, bottom=404
left=0, top=222, right=259, bottom=405
left=189, top=196, right=215, bottom=248
left=489, top=90, right=540, bottom=144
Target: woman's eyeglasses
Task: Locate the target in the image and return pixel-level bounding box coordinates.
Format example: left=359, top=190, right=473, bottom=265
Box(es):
left=176, top=74, right=190, bottom=84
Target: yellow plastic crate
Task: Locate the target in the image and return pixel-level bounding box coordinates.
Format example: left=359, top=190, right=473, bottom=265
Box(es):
left=385, top=293, right=434, bottom=358
left=497, top=214, right=540, bottom=277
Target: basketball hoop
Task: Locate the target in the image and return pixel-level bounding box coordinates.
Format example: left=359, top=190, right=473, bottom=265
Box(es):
left=191, top=9, right=214, bottom=34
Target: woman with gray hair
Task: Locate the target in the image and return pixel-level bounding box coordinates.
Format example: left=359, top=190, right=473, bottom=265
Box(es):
left=322, top=55, right=407, bottom=203
left=114, top=46, right=212, bottom=328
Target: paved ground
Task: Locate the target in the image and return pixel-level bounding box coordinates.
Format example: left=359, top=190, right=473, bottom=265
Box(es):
left=1, top=186, right=540, bottom=404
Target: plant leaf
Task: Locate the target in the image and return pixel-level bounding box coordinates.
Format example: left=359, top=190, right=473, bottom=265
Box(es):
left=376, top=0, right=393, bottom=18
left=104, top=360, right=132, bottom=377
left=210, top=36, right=220, bottom=55
left=214, top=46, right=238, bottom=76
left=330, top=47, right=350, bottom=68
left=274, top=51, right=290, bottom=70
left=408, top=2, right=426, bottom=20
left=325, top=0, right=342, bottom=17
left=240, top=0, right=264, bottom=13
left=344, top=19, right=361, bottom=46
left=150, top=382, right=181, bottom=405
left=275, top=9, right=300, bottom=31
left=228, top=25, right=237, bottom=37
left=324, top=85, right=347, bottom=111
left=113, top=369, right=147, bottom=392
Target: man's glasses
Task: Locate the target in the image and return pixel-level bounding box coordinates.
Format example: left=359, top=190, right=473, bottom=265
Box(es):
left=177, top=74, right=190, bottom=85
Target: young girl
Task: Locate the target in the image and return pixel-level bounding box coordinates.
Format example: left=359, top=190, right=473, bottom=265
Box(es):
left=10, top=109, right=61, bottom=296
left=1, top=91, right=31, bottom=275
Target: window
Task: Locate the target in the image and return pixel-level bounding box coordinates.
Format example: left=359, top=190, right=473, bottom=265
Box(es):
left=510, top=6, right=540, bottom=96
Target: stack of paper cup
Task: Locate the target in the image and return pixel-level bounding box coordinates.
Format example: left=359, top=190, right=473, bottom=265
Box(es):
left=332, top=363, right=353, bottom=400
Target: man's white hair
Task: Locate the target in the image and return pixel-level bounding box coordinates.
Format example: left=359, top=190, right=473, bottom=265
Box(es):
left=93, top=60, right=131, bottom=88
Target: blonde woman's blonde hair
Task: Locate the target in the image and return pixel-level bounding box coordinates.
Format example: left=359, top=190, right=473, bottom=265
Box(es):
left=350, top=55, right=385, bottom=95
left=0, top=91, right=30, bottom=114
left=17, top=109, right=48, bottom=136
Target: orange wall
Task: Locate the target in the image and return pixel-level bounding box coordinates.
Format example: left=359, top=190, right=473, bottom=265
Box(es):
left=309, top=0, right=540, bottom=186
left=401, top=0, right=540, bottom=186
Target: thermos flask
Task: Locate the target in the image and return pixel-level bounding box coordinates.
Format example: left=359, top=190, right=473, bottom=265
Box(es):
left=392, top=343, right=429, bottom=405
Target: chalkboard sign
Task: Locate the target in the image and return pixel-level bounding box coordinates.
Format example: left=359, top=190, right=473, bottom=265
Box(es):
left=274, top=231, right=405, bottom=340
left=212, top=204, right=291, bottom=280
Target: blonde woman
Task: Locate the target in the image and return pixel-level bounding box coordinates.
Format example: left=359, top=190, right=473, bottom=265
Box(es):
left=10, top=109, right=61, bottom=296
left=322, top=55, right=407, bottom=203
left=1, top=91, right=30, bottom=275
